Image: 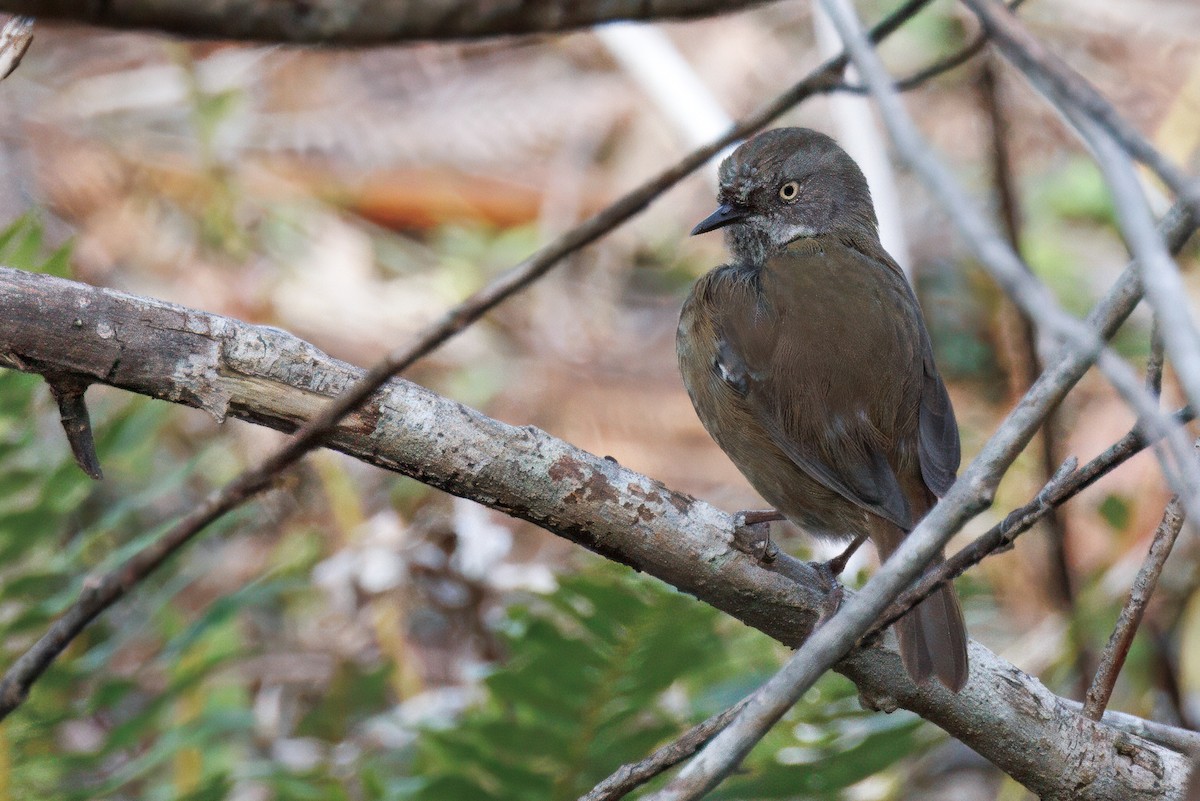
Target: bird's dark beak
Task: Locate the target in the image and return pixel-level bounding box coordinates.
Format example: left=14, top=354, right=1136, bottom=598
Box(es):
left=690, top=203, right=748, bottom=236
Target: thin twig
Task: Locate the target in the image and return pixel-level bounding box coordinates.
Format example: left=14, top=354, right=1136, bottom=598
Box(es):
left=579, top=698, right=750, bottom=801
left=871, top=407, right=1195, bottom=639
left=1083, top=494, right=1188, bottom=720
left=0, top=0, right=939, bottom=720
left=1077, top=316, right=1179, bottom=720
left=834, top=28, right=988, bottom=94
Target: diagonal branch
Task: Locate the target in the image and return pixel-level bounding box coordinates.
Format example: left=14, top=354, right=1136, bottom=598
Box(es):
left=0, top=266, right=1190, bottom=799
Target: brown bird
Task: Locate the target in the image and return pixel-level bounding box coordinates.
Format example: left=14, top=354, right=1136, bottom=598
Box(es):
left=678, top=127, right=968, bottom=691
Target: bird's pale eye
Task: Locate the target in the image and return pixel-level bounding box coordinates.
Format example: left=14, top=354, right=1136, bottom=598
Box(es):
left=778, top=181, right=800, bottom=202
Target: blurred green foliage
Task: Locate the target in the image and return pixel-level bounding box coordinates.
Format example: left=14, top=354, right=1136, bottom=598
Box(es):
left=397, top=567, right=930, bottom=801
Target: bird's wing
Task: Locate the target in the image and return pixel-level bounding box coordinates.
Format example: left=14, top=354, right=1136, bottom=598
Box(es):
left=917, top=336, right=961, bottom=497
left=711, top=258, right=914, bottom=531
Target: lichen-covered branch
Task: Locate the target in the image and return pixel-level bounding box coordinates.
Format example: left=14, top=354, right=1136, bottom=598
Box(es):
left=0, top=266, right=1190, bottom=798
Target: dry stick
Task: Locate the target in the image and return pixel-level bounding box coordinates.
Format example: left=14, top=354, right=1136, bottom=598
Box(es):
left=0, top=0, right=937, bottom=720
left=1075, top=308, right=1176, bottom=723
left=579, top=699, right=751, bottom=801
left=1083, top=493, right=1188, bottom=720
left=872, top=406, right=1195, bottom=639
left=643, top=0, right=1200, bottom=793
left=960, top=0, right=1200, bottom=438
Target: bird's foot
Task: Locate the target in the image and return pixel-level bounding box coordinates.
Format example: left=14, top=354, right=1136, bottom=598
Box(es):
left=822, top=533, right=868, bottom=578
left=731, top=509, right=784, bottom=562
left=809, top=534, right=867, bottom=626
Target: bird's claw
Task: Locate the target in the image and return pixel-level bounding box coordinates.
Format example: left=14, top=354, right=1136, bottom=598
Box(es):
left=809, top=558, right=846, bottom=626
left=732, top=509, right=783, bottom=562
left=822, top=533, right=868, bottom=578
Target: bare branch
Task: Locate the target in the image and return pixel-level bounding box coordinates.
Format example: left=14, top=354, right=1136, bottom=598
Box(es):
left=1084, top=494, right=1188, bottom=719
left=0, top=266, right=1190, bottom=798
left=0, top=1, right=781, bottom=43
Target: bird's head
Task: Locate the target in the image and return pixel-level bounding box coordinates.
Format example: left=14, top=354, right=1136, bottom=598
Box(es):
left=692, top=127, right=879, bottom=264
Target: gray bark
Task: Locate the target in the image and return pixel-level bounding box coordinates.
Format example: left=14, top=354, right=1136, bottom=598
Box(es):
left=0, top=266, right=1190, bottom=799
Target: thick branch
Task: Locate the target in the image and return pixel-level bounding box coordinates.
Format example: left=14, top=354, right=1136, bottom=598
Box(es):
left=0, top=266, right=1190, bottom=798
left=0, top=0, right=777, bottom=43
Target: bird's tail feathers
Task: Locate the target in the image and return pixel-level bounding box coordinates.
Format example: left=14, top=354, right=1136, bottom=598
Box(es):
left=871, top=519, right=968, bottom=692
